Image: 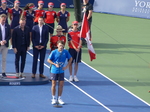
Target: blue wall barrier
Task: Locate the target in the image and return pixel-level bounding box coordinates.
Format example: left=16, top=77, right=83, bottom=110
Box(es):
left=7, top=0, right=94, bottom=8
left=93, top=0, right=150, bottom=19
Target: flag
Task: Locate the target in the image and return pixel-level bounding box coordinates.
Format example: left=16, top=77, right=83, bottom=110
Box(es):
left=80, top=12, right=96, bottom=61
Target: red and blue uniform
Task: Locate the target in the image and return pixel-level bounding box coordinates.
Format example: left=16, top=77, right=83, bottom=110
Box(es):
left=34, top=9, right=45, bottom=25
left=9, top=8, right=22, bottom=29
left=23, top=10, right=35, bottom=32
left=0, top=7, right=10, bottom=23
left=50, top=35, right=66, bottom=51
left=57, top=11, right=70, bottom=33
left=44, top=10, right=57, bottom=34
left=68, top=30, right=82, bottom=63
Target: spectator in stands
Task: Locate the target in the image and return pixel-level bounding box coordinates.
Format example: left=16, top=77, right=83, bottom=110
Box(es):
left=44, top=2, right=57, bottom=38
left=34, top=0, right=45, bottom=25
left=56, top=3, right=70, bottom=36
left=68, top=21, right=83, bottom=82
left=50, top=25, right=66, bottom=52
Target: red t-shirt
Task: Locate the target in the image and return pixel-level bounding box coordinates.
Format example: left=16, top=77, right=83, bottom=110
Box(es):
left=44, top=10, right=57, bottom=24
left=50, top=35, right=66, bottom=51
left=68, top=31, right=81, bottom=49
left=34, top=9, right=45, bottom=22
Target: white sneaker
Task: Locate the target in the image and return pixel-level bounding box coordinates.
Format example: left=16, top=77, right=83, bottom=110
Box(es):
left=16, top=73, right=19, bottom=78
left=74, top=76, right=79, bottom=82
left=69, top=76, right=73, bottom=82
left=51, top=99, right=57, bottom=105
left=20, top=73, right=26, bottom=78
left=58, top=98, right=65, bottom=105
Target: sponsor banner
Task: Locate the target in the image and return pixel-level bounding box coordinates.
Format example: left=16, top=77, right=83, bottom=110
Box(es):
left=93, top=0, right=150, bottom=19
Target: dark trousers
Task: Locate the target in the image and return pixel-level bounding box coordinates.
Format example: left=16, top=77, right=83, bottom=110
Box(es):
left=32, top=47, right=46, bottom=74
left=15, top=45, right=27, bottom=73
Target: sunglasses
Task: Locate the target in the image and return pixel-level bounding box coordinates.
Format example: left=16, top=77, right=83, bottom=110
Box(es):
left=61, top=5, right=66, bottom=7
left=48, top=5, right=53, bottom=7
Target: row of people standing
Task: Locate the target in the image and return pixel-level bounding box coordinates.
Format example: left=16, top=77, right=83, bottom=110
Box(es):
left=0, top=0, right=70, bottom=39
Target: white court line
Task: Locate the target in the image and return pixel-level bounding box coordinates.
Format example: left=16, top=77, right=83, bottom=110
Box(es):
left=27, top=51, right=113, bottom=112
left=81, top=61, right=150, bottom=107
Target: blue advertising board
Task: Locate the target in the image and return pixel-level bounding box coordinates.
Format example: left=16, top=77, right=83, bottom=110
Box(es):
left=93, top=0, right=150, bottom=19
left=7, top=0, right=94, bottom=8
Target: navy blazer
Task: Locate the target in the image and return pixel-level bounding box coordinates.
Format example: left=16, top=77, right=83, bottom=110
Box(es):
left=32, top=25, right=49, bottom=48
left=12, top=25, right=30, bottom=51
left=0, top=23, right=11, bottom=47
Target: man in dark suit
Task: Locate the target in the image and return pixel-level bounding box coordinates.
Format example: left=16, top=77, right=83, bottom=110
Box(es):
left=0, top=14, right=11, bottom=77
left=12, top=18, right=30, bottom=78
left=31, top=17, right=49, bottom=78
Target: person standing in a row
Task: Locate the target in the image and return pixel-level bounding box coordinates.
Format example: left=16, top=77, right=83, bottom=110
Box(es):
left=31, top=17, right=49, bottom=78
left=9, top=0, right=22, bottom=49
left=44, top=2, right=57, bottom=38
left=0, top=0, right=10, bottom=24
left=0, top=14, right=11, bottom=77
left=34, top=0, right=45, bottom=25
left=57, top=3, right=70, bottom=36
left=68, top=21, right=83, bottom=82
left=23, top=3, right=35, bottom=49
left=12, top=18, right=30, bottom=78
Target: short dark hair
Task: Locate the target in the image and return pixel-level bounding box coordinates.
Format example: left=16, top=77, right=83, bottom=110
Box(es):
left=57, top=40, right=65, bottom=45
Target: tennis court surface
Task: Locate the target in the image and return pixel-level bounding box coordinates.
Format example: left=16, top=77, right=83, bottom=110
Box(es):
left=0, top=50, right=150, bottom=112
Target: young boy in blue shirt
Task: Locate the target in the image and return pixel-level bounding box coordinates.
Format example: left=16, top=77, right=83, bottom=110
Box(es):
left=47, top=40, right=72, bottom=105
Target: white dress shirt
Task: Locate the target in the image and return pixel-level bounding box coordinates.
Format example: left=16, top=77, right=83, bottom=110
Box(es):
left=0, top=23, right=5, bottom=41
left=39, top=25, right=43, bottom=43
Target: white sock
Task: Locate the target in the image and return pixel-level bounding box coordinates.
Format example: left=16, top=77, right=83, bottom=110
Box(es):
left=52, top=96, right=55, bottom=99
left=58, top=96, right=61, bottom=99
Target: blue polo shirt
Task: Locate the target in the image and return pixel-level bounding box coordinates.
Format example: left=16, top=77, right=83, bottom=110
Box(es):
left=48, top=49, right=72, bottom=74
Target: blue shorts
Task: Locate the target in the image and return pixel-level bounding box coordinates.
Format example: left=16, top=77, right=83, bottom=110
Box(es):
left=50, top=73, right=64, bottom=81
left=68, top=48, right=82, bottom=63
left=46, top=23, right=54, bottom=34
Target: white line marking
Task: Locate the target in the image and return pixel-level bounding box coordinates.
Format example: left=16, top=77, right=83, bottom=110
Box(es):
left=27, top=51, right=113, bottom=112
left=81, top=61, right=150, bottom=106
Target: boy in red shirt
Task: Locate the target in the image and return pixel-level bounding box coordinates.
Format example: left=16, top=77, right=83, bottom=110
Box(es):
left=44, top=2, right=57, bottom=37
left=50, top=25, right=66, bottom=52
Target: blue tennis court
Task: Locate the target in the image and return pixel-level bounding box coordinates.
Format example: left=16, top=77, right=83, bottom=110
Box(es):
left=0, top=50, right=150, bottom=112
